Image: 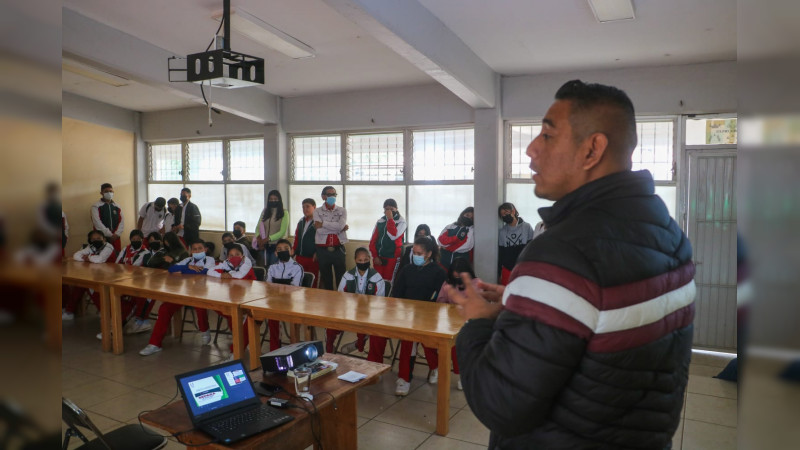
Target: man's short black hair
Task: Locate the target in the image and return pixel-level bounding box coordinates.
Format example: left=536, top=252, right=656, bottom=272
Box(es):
left=321, top=186, right=335, bottom=196
left=221, top=232, right=234, bottom=240
left=189, top=239, right=205, bottom=247
left=275, top=238, right=292, bottom=248
left=383, top=198, right=398, bottom=209
left=167, top=197, right=180, bottom=206
left=302, top=198, right=316, bottom=207
left=147, top=232, right=162, bottom=241
left=555, top=79, right=638, bottom=164
left=87, top=230, right=104, bottom=241
left=100, top=183, right=113, bottom=191
left=354, top=247, right=371, bottom=259
left=233, top=221, right=246, bottom=229
left=154, top=197, right=166, bottom=207
left=129, top=229, right=144, bottom=240
left=181, top=187, right=191, bottom=194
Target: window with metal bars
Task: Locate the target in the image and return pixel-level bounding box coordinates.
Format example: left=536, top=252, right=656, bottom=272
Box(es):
left=187, top=141, right=224, bottom=181
left=149, top=143, right=183, bottom=181
left=291, top=135, right=341, bottom=181
left=347, top=132, right=404, bottom=181
left=412, top=128, right=474, bottom=181
left=632, top=121, right=675, bottom=181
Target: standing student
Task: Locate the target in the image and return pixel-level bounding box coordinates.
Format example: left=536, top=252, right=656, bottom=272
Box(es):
left=292, top=198, right=318, bottom=288
left=313, top=186, right=348, bottom=291
left=208, top=243, right=258, bottom=359
left=139, top=240, right=214, bottom=356
left=369, top=199, right=407, bottom=282
left=438, top=207, right=474, bottom=270
left=263, top=239, right=303, bottom=351
left=91, top=183, right=124, bottom=253
left=174, top=188, right=201, bottom=245
left=382, top=237, right=447, bottom=396
left=327, top=248, right=385, bottom=354
left=137, top=197, right=167, bottom=237
left=253, top=190, right=289, bottom=267
left=497, top=202, right=536, bottom=285
left=62, top=231, right=116, bottom=320
left=164, top=198, right=181, bottom=236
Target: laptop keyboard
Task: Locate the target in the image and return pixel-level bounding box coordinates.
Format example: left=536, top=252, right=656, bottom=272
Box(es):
left=207, top=404, right=291, bottom=433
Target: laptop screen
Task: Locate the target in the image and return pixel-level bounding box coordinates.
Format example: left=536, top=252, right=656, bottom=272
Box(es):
left=176, top=360, right=258, bottom=421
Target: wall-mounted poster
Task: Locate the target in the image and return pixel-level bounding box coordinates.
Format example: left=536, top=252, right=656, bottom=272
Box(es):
left=706, top=119, right=737, bottom=145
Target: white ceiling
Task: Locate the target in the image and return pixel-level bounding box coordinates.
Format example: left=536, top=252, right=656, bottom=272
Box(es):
left=418, top=0, right=736, bottom=75
left=62, top=0, right=737, bottom=112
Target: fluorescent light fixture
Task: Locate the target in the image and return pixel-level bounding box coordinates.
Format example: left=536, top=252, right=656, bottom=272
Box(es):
left=587, top=0, right=635, bottom=23
left=212, top=8, right=315, bottom=59
left=62, top=60, right=130, bottom=87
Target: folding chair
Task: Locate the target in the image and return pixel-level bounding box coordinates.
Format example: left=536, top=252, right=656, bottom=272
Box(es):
left=62, top=397, right=166, bottom=450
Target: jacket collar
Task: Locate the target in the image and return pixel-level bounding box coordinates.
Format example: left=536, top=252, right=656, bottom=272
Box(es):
left=538, top=170, right=654, bottom=228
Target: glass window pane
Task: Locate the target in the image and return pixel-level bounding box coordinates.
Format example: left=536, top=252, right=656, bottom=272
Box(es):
left=655, top=185, right=677, bottom=220
left=287, top=184, right=343, bottom=235
left=150, top=144, right=182, bottom=181
left=508, top=124, right=541, bottom=179
left=347, top=133, right=404, bottom=181
left=147, top=183, right=183, bottom=205
left=631, top=121, right=674, bottom=181
left=225, top=184, right=265, bottom=232
left=344, top=185, right=407, bottom=241
left=412, top=128, right=474, bottom=181
left=686, top=118, right=738, bottom=145
left=230, top=139, right=264, bottom=180
left=184, top=184, right=225, bottom=231
left=292, top=135, right=341, bottom=181
left=187, top=141, right=223, bottom=181
left=408, top=185, right=474, bottom=239
left=505, top=183, right=553, bottom=225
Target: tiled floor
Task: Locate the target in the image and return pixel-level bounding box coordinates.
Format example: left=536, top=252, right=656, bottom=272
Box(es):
left=62, top=309, right=739, bottom=449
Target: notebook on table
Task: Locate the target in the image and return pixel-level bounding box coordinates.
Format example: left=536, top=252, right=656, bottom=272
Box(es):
left=175, top=359, right=294, bottom=444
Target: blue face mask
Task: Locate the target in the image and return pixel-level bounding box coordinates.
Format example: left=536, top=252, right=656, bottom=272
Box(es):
left=412, top=255, right=425, bottom=266
left=193, top=252, right=206, bottom=261
left=326, top=196, right=336, bottom=206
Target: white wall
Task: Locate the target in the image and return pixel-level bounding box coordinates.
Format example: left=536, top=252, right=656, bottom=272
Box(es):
left=141, top=107, right=267, bottom=142
left=63, top=92, right=139, bottom=133
left=503, top=61, right=737, bottom=119
left=282, top=83, right=474, bottom=133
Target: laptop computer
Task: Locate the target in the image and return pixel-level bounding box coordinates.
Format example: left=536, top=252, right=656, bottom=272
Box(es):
left=175, top=359, right=294, bottom=444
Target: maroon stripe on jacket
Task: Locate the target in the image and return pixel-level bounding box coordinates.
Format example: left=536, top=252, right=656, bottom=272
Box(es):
left=510, top=261, right=602, bottom=308
left=505, top=294, right=593, bottom=340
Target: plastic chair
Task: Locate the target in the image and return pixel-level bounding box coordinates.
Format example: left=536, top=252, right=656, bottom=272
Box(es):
left=301, top=272, right=315, bottom=288
left=333, top=279, right=393, bottom=357
left=62, top=398, right=166, bottom=450
left=253, top=266, right=267, bottom=282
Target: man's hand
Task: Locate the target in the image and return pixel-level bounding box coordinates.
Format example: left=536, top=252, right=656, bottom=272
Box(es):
left=109, top=234, right=119, bottom=242
left=220, top=272, right=232, bottom=279
left=384, top=209, right=394, bottom=219
left=176, top=224, right=184, bottom=230
left=447, top=274, right=503, bottom=321
left=374, top=256, right=384, bottom=266
left=163, top=255, right=174, bottom=263
left=313, top=221, right=323, bottom=229
left=171, top=225, right=179, bottom=233
left=342, top=224, right=349, bottom=232
left=82, top=255, right=90, bottom=262
left=476, top=280, right=506, bottom=303
left=188, top=265, right=203, bottom=272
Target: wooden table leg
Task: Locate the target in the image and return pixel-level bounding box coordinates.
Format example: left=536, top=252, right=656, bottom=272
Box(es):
left=436, top=340, right=451, bottom=435
left=107, top=286, right=124, bottom=354
left=171, top=310, right=182, bottom=338
left=247, top=314, right=260, bottom=369
left=98, top=286, right=111, bottom=352
left=318, top=389, right=357, bottom=449
left=46, top=280, right=61, bottom=352
left=230, top=307, right=244, bottom=360
left=304, top=325, right=312, bottom=341
left=291, top=323, right=301, bottom=343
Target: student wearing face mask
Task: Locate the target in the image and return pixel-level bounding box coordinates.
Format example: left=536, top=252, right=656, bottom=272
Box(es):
left=369, top=199, right=407, bottom=283
left=220, top=232, right=254, bottom=264
left=125, top=232, right=165, bottom=333
left=174, top=188, right=201, bottom=245
left=63, top=231, right=116, bottom=320
left=146, top=231, right=187, bottom=270
left=140, top=239, right=214, bottom=356
left=292, top=199, right=319, bottom=288
left=396, top=224, right=432, bottom=278
left=313, top=186, right=349, bottom=291
left=164, top=197, right=181, bottom=237
left=438, top=207, right=475, bottom=270
left=232, top=221, right=254, bottom=257
left=91, top=183, right=124, bottom=253
left=105, top=229, right=152, bottom=338
left=115, top=229, right=148, bottom=266
left=137, top=197, right=167, bottom=239
left=386, top=237, right=448, bottom=396
left=263, top=239, right=303, bottom=351
left=254, top=190, right=289, bottom=268
left=208, top=245, right=259, bottom=360
left=497, top=202, right=536, bottom=285
left=327, top=247, right=385, bottom=354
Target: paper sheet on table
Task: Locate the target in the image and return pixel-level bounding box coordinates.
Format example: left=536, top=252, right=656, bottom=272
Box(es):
left=337, top=371, right=367, bottom=383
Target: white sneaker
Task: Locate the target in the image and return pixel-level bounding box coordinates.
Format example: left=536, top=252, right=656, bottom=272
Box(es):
left=127, top=320, right=152, bottom=334
left=395, top=378, right=411, bottom=396
left=339, top=341, right=358, bottom=354
left=96, top=332, right=108, bottom=340
left=428, top=368, right=438, bottom=384
left=222, top=352, right=235, bottom=362
left=201, top=330, right=212, bottom=345
left=457, top=379, right=463, bottom=391
left=139, top=344, right=162, bottom=356
left=62, top=310, right=74, bottom=321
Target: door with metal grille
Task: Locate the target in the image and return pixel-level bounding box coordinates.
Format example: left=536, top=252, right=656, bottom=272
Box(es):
left=686, top=149, right=737, bottom=350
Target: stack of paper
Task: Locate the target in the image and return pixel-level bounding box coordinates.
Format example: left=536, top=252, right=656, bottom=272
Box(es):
left=337, top=371, right=367, bottom=383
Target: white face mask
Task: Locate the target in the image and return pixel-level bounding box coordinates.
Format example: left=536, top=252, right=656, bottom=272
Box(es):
left=103, top=192, right=114, bottom=201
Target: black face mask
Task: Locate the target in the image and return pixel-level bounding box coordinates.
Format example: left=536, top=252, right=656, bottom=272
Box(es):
left=131, top=241, right=143, bottom=250
left=268, top=201, right=280, bottom=209
left=356, top=262, right=370, bottom=272
left=393, top=212, right=400, bottom=221
left=277, top=250, right=290, bottom=262
left=461, top=218, right=473, bottom=227
left=149, top=242, right=161, bottom=251
left=233, top=229, right=243, bottom=238
left=501, top=215, right=514, bottom=224
left=90, top=240, right=104, bottom=250
left=180, top=195, right=188, bottom=203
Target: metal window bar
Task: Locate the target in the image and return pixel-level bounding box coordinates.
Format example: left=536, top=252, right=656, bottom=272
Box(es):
left=229, top=139, right=265, bottom=181
left=187, top=141, right=224, bottom=181
left=411, top=128, right=475, bottom=181
left=291, top=135, right=342, bottom=181
left=632, top=121, right=674, bottom=181
left=149, top=143, right=183, bottom=181
left=508, top=124, right=541, bottom=179
left=347, top=133, right=404, bottom=181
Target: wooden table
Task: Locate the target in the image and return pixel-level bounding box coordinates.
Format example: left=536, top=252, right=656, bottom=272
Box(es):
left=0, top=263, right=61, bottom=351
left=140, top=354, right=390, bottom=449
left=242, top=286, right=464, bottom=436
left=107, top=272, right=277, bottom=358
left=61, top=260, right=156, bottom=352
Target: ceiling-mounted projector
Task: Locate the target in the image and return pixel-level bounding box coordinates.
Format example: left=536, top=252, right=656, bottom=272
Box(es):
left=168, top=0, right=264, bottom=89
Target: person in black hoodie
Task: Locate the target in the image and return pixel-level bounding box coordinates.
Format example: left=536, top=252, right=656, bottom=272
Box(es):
left=391, top=236, right=447, bottom=396
left=447, top=80, right=695, bottom=449
left=395, top=224, right=432, bottom=280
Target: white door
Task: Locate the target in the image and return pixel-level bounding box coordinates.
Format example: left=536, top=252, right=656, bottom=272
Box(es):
left=686, top=149, right=737, bottom=350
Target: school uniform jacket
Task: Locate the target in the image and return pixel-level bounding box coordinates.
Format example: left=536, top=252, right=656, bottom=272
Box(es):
left=91, top=200, right=123, bottom=238
left=456, top=170, right=695, bottom=450
left=115, top=244, right=149, bottom=266
left=208, top=257, right=256, bottom=280
left=168, top=255, right=216, bottom=274
left=293, top=217, right=317, bottom=258
left=267, top=259, right=303, bottom=286
left=73, top=242, right=115, bottom=264
left=220, top=242, right=255, bottom=264
left=498, top=218, right=535, bottom=272
left=176, top=201, right=201, bottom=240
left=369, top=214, right=407, bottom=259
left=337, top=267, right=385, bottom=296
left=437, top=223, right=474, bottom=254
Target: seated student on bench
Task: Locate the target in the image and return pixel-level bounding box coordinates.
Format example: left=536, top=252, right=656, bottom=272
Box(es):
left=207, top=243, right=257, bottom=359
left=63, top=230, right=116, bottom=320
left=146, top=231, right=187, bottom=270
left=261, top=239, right=303, bottom=352
left=139, top=239, right=214, bottom=356
left=113, top=229, right=153, bottom=336
left=125, top=232, right=164, bottom=334
left=220, top=232, right=254, bottom=264
left=326, top=247, right=385, bottom=354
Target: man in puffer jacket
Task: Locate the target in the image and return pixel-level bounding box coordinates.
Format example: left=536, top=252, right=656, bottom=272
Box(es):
left=448, top=80, right=695, bottom=449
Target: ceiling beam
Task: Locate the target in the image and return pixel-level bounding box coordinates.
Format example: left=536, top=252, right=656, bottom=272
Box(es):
left=321, top=0, right=497, bottom=109
left=62, top=7, right=279, bottom=124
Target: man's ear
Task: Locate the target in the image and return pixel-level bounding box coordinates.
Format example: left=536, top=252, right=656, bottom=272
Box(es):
left=582, top=133, right=609, bottom=170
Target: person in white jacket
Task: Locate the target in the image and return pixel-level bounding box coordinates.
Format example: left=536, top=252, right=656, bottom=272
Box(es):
left=63, top=231, right=115, bottom=321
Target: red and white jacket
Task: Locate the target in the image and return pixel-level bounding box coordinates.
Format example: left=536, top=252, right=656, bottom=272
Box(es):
left=207, top=257, right=256, bottom=280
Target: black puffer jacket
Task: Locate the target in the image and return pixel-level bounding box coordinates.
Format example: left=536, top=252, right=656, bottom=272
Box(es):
left=457, top=170, right=695, bottom=449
